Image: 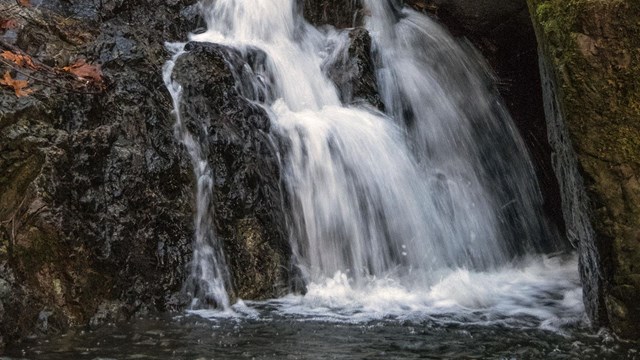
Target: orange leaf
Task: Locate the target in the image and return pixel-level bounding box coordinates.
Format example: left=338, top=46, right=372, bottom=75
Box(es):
left=0, top=18, right=19, bottom=31
left=62, top=59, right=103, bottom=83
left=17, top=0, right=30, bottom=7
left=0, top=71, right=34, bottom=97
left=1, top=50, right=37, bottom=69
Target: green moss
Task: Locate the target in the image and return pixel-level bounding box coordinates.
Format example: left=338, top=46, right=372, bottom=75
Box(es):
left=531, top=0, right=640, bottom=163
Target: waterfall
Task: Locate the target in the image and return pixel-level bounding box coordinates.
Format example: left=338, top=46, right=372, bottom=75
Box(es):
left=165, top=0, right=573, bottom=318
left=364, top=2, right=558, bottom=266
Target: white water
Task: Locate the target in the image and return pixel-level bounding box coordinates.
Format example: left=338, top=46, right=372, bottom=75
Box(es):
left=164, top=44, right=232, bottom=310
left=192, top=254, right=584, bottom=331
left=366, top=1, right=556, bottom=262
left=165, top=0, right=583, bottom=330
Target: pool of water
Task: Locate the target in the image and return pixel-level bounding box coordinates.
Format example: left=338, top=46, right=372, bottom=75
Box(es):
left=6, top=255, right=639, bottom=359
left=5, top=306, right=638, bottom=360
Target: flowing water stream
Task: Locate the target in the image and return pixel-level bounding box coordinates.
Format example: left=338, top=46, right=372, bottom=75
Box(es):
left=167, top=0, right=575, bottom=321
left=8, top=0, right=639, bottom=358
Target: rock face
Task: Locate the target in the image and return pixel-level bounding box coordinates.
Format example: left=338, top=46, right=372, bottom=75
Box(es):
left=0, top=0, right=199, bottom=349
left=0, top=0, right=289, bottom=350
left=300, top=0, right=364, bottom=28
left=0, top=0, right=374, bottom=349
left=323, top=28, right=383, bottom=110
left=528, top=0, right=640, bottom=338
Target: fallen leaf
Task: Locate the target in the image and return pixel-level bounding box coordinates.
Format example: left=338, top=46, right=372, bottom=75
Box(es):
left=0, top=18, right=19, bottom=31
left=408, top=0, right=428, bottom=10
left=1, top=50, right=37, bottom=69
left=62, top=59, right=103, bottom=83
left=0, top=71, right=34, bottom=97
left=17, top=0, right=30, bottom=7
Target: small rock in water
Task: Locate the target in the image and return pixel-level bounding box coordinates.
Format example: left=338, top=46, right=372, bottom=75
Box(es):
left=36, top=310, right=53, bottom=333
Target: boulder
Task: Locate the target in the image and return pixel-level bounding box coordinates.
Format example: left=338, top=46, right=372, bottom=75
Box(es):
left=323, top=28, right=383, bottom=110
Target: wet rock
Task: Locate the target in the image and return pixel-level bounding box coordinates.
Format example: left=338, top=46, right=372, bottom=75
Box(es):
left=89, top=301, right=128, bottom=328
left=0, top=0, right=293, bottom=349
left=324, top=28, right=383, bottom=110
left=0, top=0, right=200, bottom=349
left=529, top=0, right=640, bottom=338
left=36, top=310, right=54, bottom=333
left=0, top=278, right=9, bottom=300
left=409, top=0, right=525, bottom=34
left=301, top=0, right=364, bottom=28
left=172, top=42, right=290, bottom=300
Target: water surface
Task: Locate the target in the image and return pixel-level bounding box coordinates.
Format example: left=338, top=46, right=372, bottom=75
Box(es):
left=6, top=311, right=636, bottom=359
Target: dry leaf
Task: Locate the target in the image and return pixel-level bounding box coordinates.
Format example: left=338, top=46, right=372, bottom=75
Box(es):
left=0, top=18, right=19, bottom=31
left=62, top=59, right=103, bottom=83
left=17, top=0, right=30, bottom=7
left=1, top=50, right=37, bottom=69
left=0, top=71, right=34, bottom=97
left=409, top=0, right=428, bottom=10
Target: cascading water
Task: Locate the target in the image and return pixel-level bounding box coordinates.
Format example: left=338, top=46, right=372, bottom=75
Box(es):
left=165, top=0, right=582, bottom=328
left=364, top=2, right=559, bottom=265
left=164, top=46, right=232, bottom=311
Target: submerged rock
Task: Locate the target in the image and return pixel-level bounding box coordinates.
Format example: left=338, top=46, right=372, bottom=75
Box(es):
left=323, top=28, right=383, bottom=110
left=528, top=0, right=640, bottom=338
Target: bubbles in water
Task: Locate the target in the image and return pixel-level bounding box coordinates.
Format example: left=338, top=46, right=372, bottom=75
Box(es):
left=269, top=255, right=583, bottom=330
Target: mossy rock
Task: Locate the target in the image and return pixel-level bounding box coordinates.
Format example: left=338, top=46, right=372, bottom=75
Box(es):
left=528, top=0, right=640, bottom=339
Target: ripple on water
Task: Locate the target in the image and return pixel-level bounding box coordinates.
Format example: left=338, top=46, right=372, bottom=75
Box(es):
left=5, top=255, right=638, bottom=359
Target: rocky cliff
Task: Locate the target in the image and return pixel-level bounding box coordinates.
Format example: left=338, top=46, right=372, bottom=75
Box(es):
left=528, top=0, right=640, bottom=338
left=0, top=0, right=383, bottom=350
left=0, top=0, right=199, bottom=350
left=0, top=0, right=292, bottom=350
